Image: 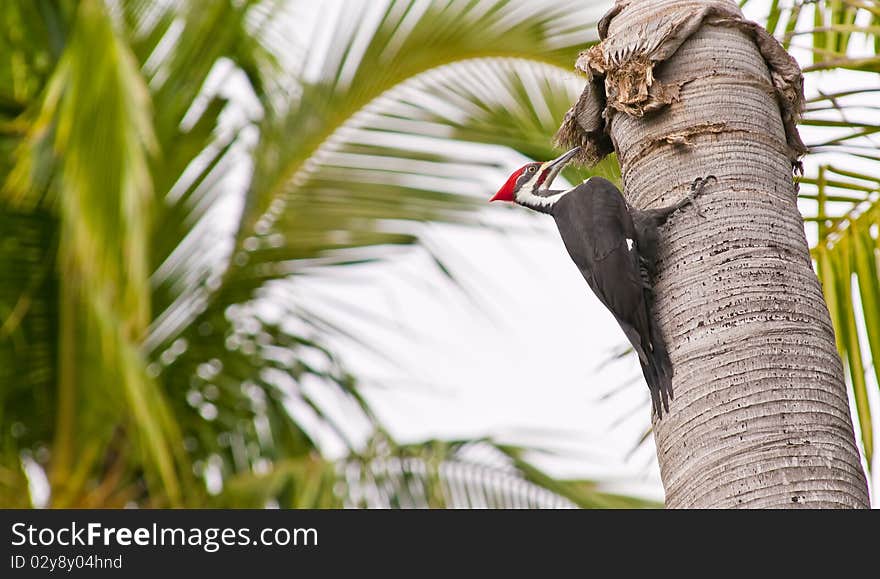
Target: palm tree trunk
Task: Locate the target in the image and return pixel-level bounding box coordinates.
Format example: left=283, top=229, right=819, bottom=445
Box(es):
left=560, top=0, right=870, bottom=508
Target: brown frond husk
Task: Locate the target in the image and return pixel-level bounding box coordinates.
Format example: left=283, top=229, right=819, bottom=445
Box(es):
left=557, top=0, right=806, bottom=166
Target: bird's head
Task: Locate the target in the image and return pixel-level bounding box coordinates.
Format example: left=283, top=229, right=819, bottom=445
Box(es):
left=490, top=147, right=580, bottom=205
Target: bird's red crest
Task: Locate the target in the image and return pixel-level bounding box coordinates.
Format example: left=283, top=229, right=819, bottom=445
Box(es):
left=490, top=166, right=528, bottom=202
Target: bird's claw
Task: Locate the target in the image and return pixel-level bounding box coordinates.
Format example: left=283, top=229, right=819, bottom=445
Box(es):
left=691, top=175, right=717, bottom=192
left=687, top=175, right=716, bottom=219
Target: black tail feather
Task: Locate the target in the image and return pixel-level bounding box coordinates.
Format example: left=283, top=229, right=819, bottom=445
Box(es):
left=639, top=323, right=674, bottom=419
left=650, top=324, right=674, bottom=405
left=640, top=360, right=663, bottom=417
left=640, top=363, right=671, bottom=418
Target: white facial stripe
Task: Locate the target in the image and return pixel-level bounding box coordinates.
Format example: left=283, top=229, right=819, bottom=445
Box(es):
left=515, top=188, right=572, bottom=209
left=514, top=171, right=587, bottom=209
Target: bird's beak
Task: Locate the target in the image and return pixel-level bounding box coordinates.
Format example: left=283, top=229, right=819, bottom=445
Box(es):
left=540, top=146, right=580, bottom=191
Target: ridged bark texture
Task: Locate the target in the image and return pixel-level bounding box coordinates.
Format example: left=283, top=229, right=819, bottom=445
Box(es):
left=560, top=0, right=870, bottom=508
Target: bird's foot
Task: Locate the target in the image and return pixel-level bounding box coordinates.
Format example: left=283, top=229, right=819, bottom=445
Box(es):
left=685, top=175, right=717, bottom=218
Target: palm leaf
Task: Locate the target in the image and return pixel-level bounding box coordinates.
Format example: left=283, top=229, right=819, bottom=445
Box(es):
left=2, top=0, right=192, bottom=504
left=136, top=0, right=614, bottom=503
left=811, top=171, right=880, bottom=466
left=338, top=439, right=660, bottom=509
left=3, top=0, right=666, bottom=508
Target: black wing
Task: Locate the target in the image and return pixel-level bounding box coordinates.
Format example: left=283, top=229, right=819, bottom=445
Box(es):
left=551, top=178, right=672, bottom=415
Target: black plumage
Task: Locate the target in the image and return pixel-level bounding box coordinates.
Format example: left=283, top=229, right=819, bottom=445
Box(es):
left=490, top=144, right=713, bottom=417
left=548, top=177, right=675, bottom=416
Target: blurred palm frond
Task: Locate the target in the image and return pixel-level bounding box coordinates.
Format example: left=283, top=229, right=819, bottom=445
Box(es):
left=1, top=0, right=637, bottom=508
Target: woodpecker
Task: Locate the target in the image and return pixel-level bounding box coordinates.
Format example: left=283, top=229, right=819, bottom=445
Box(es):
left=490, top=147, right=714, bottom=417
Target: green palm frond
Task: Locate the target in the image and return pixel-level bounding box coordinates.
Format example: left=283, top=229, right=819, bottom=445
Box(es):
left=811, top=166, right=879, bottom=466
left=2, top=0, right=191, bottom=504
left=146, top=1, right=605, bottom=353
left=217, top=438, right=661, bottom=509
left=219, top=454, right=342, bottom=508
left=136, top=0, right=615, bottom=505
left=234, top=0, right=599, bottom=247
left=4, top=0, right=644, bottom=508
left=756, top=0, right=879, bottom=69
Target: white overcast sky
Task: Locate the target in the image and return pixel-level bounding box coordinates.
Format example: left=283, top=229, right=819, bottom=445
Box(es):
left=207, top=0, right=879, bottom=504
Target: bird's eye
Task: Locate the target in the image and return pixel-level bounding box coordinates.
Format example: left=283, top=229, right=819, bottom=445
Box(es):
left=528, top=166, right=537, bottom=172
